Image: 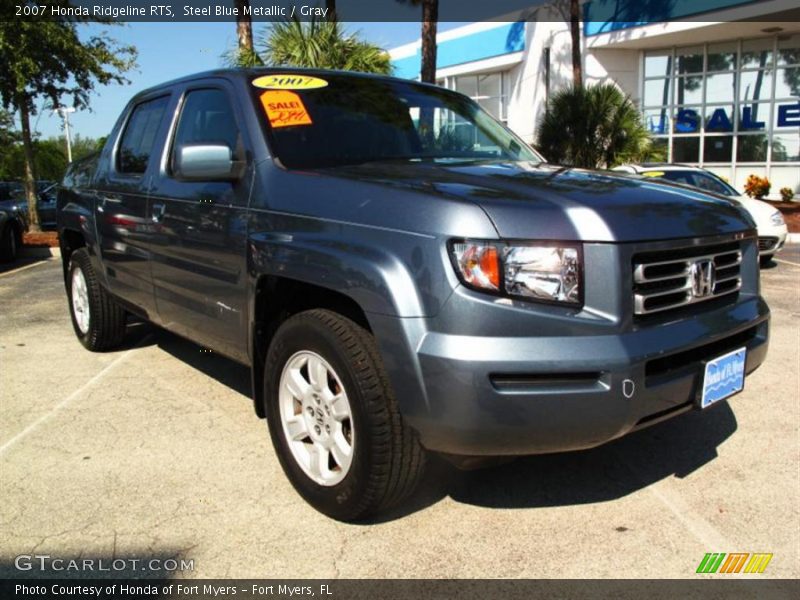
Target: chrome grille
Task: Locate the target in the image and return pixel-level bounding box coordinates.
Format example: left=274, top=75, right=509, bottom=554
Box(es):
left=633, top=243, right=742, bottom=315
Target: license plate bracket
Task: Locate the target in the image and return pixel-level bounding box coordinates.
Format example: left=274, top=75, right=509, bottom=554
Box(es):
left=699, top=347, right=746, bottom=409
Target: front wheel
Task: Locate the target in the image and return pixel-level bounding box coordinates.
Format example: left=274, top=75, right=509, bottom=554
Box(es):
left=264, top=309, right=426, bottom=521
left=67, top=249, right=127, bottom=351
left=759, top=255, right=774, bottom=267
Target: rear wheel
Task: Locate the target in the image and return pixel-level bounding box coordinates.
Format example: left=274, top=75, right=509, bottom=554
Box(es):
left=67, top=249, right=127, bottom=351
left=264, top=309, right=426, bottom=521
left=0, top=225, right=19, bottom=263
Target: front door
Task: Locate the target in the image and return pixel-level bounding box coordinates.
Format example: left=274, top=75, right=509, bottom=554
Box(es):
left=147, top=84, right=252, bottom=362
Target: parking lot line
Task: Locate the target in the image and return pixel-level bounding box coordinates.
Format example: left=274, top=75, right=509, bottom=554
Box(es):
left=0, top=337, right=150, bottom=456
left=774, top=258, right=800, bottom=267
left=0, top=259, right=52, bottom=278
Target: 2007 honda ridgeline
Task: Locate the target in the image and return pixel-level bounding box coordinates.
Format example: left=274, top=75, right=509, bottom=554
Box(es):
left=57, top=69, right=769, bottom=520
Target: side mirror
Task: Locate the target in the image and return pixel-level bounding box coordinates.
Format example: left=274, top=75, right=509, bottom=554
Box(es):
left=173, top=143, right=241, bottom=181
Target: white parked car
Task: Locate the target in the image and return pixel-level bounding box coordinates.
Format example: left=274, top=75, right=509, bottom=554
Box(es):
left=613, top=164, right=788, bottom=265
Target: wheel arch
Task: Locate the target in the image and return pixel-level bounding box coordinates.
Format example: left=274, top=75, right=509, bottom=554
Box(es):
left=250, top=274, right=373, bottom=419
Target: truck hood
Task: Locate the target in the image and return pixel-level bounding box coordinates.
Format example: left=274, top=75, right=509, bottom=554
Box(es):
left=318, top=161, right=753, bottom=242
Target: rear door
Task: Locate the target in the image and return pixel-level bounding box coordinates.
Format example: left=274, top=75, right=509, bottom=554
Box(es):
left=96, top=93, right=171, bottom=317
left=146, top=82, right=252, bottom=362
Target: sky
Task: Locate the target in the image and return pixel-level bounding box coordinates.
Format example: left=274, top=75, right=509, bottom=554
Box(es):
left=31, top=21, right=460, bottom=142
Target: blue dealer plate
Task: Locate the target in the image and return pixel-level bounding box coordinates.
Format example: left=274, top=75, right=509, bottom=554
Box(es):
left=700, top=347, right=746, bottom=409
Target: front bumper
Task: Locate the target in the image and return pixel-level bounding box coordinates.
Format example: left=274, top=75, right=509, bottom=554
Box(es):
left=758, top=223, right=788, bottom=256
left=370, top=235, right=770, bottom=457
left=408, top=298, right=768, bottom=455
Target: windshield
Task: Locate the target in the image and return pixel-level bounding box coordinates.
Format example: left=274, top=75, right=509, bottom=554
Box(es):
left=252, top=75, right=542, bottom=169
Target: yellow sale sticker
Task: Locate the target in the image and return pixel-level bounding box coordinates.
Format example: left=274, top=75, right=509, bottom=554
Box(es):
left=642, top=171, right=665, bottom=177
left=252, top=74, right=328, bottom=90
left=260, top=91, right=313, bottom=128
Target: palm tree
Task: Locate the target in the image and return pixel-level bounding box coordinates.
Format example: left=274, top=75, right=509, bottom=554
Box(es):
left=231, top=0, right=262, bottom=66
left=569, top=0, right=582, bottom=87
left=536, top=83, right=657, bottom=169
left=325, top=0, right=337, bottom=22
left=259, top=18, right=392, bottom=74
left=397, top=0, right=439, bottom=83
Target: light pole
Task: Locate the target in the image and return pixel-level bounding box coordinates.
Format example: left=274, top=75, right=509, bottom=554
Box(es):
left=54, top=106, right=76, bottom=163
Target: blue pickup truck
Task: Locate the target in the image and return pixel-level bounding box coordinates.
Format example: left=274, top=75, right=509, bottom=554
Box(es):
left=58, top=69, right=769, bottom=520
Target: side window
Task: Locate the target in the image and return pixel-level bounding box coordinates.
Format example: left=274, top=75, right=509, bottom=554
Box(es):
left=117, top=96, right=170, bottom=174
left=171, top=89, right=240, bottom=172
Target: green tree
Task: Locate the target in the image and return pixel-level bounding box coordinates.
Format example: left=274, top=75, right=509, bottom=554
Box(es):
left=258, top=18, right=391, bottom=74
left=536, top=83, right=656, bottom=169
left=0, top=2, right=136, bottom=230
left=397, top=0, right=438, bottom=83
left=0, top=108, right=20, bottom=180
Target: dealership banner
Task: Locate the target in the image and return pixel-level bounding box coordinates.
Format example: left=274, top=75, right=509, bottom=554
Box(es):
left=4, top=0, right=800, bottom=22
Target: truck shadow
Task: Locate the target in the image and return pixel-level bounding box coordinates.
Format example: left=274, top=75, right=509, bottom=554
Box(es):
left=374, top=402, right=738, bottom=522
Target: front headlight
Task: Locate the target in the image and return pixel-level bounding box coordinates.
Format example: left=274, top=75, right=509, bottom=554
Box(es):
left=770, top=210, right=785, bottom=226
left=450, top=240, right=582, bottom=306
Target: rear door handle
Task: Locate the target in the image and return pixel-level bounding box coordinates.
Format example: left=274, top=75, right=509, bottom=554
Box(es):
left=151, top=202, right=166, bottom=222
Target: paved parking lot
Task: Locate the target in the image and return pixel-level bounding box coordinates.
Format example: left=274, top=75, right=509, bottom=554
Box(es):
left=1, top=249, right=798, bottom=579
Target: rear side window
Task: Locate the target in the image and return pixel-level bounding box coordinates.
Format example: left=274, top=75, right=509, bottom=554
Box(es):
left=171, top=89, right=240, bottom=170
left=117, top=96, right=170, bottom=174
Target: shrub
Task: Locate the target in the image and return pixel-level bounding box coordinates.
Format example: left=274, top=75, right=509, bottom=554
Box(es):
left=779, top=187, right=795, bottom=202
left=535, top=83, right=656, bottom=169
left=744, top=175, right=771, bottom=199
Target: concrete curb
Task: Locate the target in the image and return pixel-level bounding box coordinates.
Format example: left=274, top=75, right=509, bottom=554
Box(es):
left=20, top=246, right=61, bottom=259
left=786, top=233, right=800, bottom=244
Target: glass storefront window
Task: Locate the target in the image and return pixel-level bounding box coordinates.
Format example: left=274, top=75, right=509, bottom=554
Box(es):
left=704, top=136, right=733, bottom=162
left=453, top=72, right=507, bottom=121
left=643, top=109, right=670, bottom=135
left=673, top=105, right=701, bottom=134
left=741, top=38, right=773, bottom=69
left=645, top=49, right=672, bottom=78
left=704, top=105, right=734, bottom=132
left=777, top=34, right=800, bottom=66
left=676, top=76, right=703, bottom=104
left=673, top=136, right=700, bottom=162
left=643, top=78, right=672, bottom=107
left=771, top=133, right=800, bottom=162
left=455, top=75, right=478, bottom=98
left=705, top=72, right=735, bottom=103
left=707, top=42, right=737, bottom=72
left=739, top=70, right=773, bottom=103
left=640, top=37, right=798, bottom=196
left=739, top=102, right=770, bottom=130
left=774, top=67, right=800, bottom=98
left=479, top=73, right=502, bottom=99
left=676, top=46, right=704, bottom=74
left=737, top=134, right=768, bottom=162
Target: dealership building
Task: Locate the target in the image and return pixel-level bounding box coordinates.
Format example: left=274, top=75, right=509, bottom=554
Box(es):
left=389, top=0, right=800, bottom=197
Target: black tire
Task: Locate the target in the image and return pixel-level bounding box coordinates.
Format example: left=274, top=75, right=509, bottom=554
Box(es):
left=264, top=309, right=426, bottom=521
left=67, top=248, right=127, bottom=351
left=0, top=224, right=19, bottom=263
left=759, top=255, right=773, bottom=267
